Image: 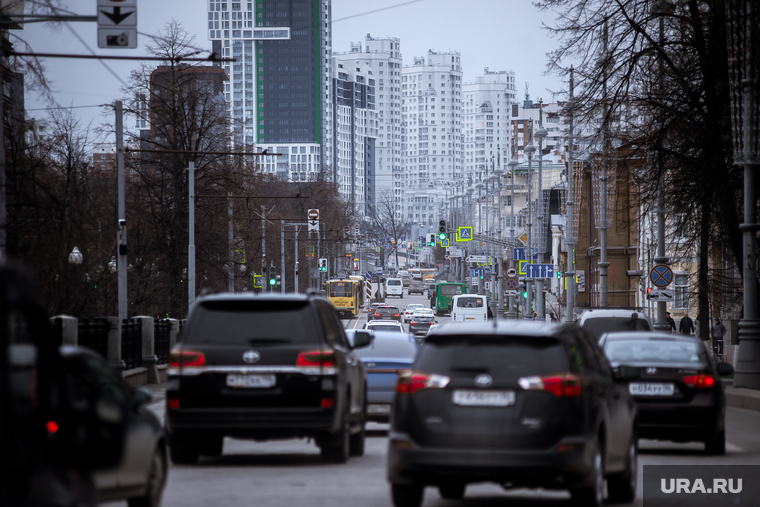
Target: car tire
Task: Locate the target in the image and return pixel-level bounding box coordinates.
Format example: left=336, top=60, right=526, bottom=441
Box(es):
left=705, top=429, right=725, bottom=455
left=169, top=431, right=200, bottom=465
left=570, top=443, right=604, bottom=507
left=391, top=484, right=424, bottom=507
left=607, top=436, right=637, bottom=503
left=438, top=483, right=466, bottom=500
left=127, top=446, right=167, bottom=507
left=321, top=410, right=350, bottom=464
left=349, top=400, right=367, bottom=457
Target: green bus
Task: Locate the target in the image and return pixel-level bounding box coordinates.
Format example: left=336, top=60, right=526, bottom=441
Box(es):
left=432, top=282, right=466, bottom=316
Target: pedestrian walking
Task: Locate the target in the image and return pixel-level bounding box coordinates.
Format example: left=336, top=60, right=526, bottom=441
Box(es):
left=532, top=310, right=538, bottom=321
left=678, top=315, right=695, bottom=335
left=711, top=318, right=727, bottom=359
left=550, top=311, right=558, bottom=322
left=666, top=312, right=676, bottom=332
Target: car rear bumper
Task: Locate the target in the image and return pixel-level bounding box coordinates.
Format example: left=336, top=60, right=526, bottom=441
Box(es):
left=387, top=431, right=593, bottom=487
left=636, top=401, right=723, bottom=440
left=167, top=407, right=336, bottom=437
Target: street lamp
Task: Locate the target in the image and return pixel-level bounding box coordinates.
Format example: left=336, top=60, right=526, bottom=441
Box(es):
left=534, top=122, right=548, bottom=319
left=507, top=156, right=519, bottom=320
left=524, top=143, right=536, bottom=319
left=69, top=246, right=83, bottom=266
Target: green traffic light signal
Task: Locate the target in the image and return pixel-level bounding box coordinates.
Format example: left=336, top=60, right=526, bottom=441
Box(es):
left=269, top=278, right=276, bottom=285
left=556, top=270, right=562, bottom=280
left=438, top=232, right=446, bottom=240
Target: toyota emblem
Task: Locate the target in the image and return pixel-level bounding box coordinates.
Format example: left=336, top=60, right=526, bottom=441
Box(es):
left=474, top=374, right=493, bottom=388
left=645, top=367, right=657, bottom=375
left=242, top=350, right=260, bottom=364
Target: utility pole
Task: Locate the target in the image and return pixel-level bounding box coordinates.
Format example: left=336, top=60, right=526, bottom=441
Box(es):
left=535, top=106, right=548, bottom=319
left=187, top=160, right=195, bottom=308
left=565, top=67, right=577, bottom=323
left=294, top=225, right=300, bottom=292
left=261, top=205, right=266, bottom=292
left=524, top=143, right=536, bottom=318
left=228, top=192, right=234, bottom=292
left=281, top=220, right=286, bottom=294
left=116, top=102, right=128, bottom=320
left=599, top=17, right=611, bottom=308
left=508, top=154, right=519, bottom=319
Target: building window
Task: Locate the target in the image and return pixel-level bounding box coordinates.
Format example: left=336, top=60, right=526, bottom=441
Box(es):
left=673, top=273, right=689, bottom=309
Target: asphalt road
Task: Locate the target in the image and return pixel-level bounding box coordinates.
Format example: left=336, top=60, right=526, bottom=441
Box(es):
left=103, top=288, right=760, bottom=507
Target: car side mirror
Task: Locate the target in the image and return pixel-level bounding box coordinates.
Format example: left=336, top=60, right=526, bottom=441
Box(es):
left=352, top=330, right=373, bottom=349
left=131, top=387, right=153, bottom=410
left=448, top=304, right=452, bottom=311
left=616, top=365, right=640, bottom=381
left=716, top=362, right=734, bottom=377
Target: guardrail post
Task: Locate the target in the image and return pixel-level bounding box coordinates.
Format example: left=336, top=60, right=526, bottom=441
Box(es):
left=134, top=316, right=160, bottom=383
left=50, top=315, right=78, bottom=345
left=167, top=318, right=180, bottom=349
left=101, top=317, right=124, bottom=371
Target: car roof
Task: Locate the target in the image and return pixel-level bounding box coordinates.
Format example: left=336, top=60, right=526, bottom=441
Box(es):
left=426, top=320, right=567, bottom=339
left=195, top=291, right=316, bottom=305
left=603, top=331, right=699, bottom=342
left=579, top=309, right=649, bottom=321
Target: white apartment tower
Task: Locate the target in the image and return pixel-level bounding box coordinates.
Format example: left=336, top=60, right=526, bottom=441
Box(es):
left=208, top=0, right=332, bottom=180
left=463, top=68, right=517, bottom=181
left=401, top=50, right=463, bottom=225
left=333, top=35, right=402, bottom=216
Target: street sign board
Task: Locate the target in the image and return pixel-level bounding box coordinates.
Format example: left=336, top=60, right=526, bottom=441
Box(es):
left=483, top=272, right=492, bottom=282
left=448, top=247, right=464, bottom=258
left=377, top=267, right=383, bottom=275
left=470, top=268, right=486, bottom=278
left=97, top=0, right=137, bottom=49
left=467, top=255, right=488, bottom=263
left=505, top=290, right=518, bottom=297
left=512, top=248, right=539, bottom=261
left=505, top=278, right=518, bottom=290
left=518, top=260, right=528, bottom=275
left=365, top=271, right=373, bottom=280
left=648, top=289, right=674, bottom=301
left=253, top=274, right=263, bottom=289
left=519, top=232, right=528, bottom=245
left=457, top=226, right=473, bottom=241
left=441, top=238, right=450, bottom=247
left=343, top=226, right=350, bottom=234
left=506, top=267, right=517, bottom=278
left=526, top=264, right=555, bottom=279
left=307, top=208, right=319, bottom=232
left=650, top=264, right=674, bottom=287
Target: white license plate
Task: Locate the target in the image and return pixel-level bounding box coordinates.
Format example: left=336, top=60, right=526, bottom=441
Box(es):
left=452, top=390, right=515, bottom=407
left=226, top=374, right=276, bottom=388
left=629, top=382, right=675, bottom=396
left=367, top=404, right=391, bottom=415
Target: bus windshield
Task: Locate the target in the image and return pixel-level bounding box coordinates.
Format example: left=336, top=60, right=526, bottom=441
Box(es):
left=328, top=282, right=353, bottom=297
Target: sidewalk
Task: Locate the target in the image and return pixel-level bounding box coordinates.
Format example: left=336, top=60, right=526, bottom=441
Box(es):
left=725, top=385, right=760, bottom=412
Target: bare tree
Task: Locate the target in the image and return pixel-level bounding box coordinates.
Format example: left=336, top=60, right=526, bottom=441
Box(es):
left=367, top=189, right=407, bottom=272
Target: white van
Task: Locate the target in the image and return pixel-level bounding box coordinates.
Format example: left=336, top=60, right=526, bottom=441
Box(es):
left=450, top=295, right=488, bottom=323
left=385, top=278, right=404, bottom=298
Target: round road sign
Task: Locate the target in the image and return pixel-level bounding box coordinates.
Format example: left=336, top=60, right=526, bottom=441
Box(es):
left=308, top=209, right=319, bottom=220
left=354, top=224, right=360, bottom=230
left=505, top=278, right=518, bottom=290
left=650, top=264, right=673, bottom=287
left=342, top=226, right=350, bottom=233
left=506, top=268, right=517, bottom=278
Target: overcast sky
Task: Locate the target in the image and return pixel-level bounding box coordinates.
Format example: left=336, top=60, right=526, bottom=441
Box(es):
left=20, top=0, right=566, bottom=140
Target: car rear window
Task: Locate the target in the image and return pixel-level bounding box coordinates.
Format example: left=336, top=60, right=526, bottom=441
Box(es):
left=416, top=336, right=568, bottom=378
left=387, top=279, right=401, bottom=286
left=354, top=338, right=417, bottom=360
left=377, top=307, right=399, bottom=315
left=604, top=337, right=704, bottom=364
left=456, top=297, right=484, bottom=308
left=185, top=300, right=318, bottom=345
left=582, top=316, right=652, bottom=339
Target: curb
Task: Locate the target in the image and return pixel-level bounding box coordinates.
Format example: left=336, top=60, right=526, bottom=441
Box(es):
left=725, top=387, right=760, bottom=413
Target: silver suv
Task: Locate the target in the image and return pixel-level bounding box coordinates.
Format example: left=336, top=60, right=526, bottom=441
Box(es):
left=577, top=309, right=653, bottom=340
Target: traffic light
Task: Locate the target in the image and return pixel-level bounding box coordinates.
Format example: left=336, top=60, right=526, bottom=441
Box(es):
left=519, top=281, right=527, bottom=299
left=275, top=275, right=281, bottom=287
left=318, top=258, right=327, bottom=271
left=438, top=220, right=446, bottom=240
left=269, top=266, right=277, bottom=286
left=646, top=287, right=652, bottom=299
left=556, top=269, right=562, bottom=280
left=426, top=233, right=435, bottom=246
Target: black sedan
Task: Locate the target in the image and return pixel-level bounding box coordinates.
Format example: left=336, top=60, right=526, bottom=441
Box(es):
left=599, top=331, right=734, bottom=454
left=408, top=314, right=437, bottom=336
left=388, top=321, right=638, bottom=507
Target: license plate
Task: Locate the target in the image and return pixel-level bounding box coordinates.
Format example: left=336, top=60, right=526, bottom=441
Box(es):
left=226, top=374, right=276, bottom=388
left=465, top=317, right=476, bottom=320
left=367, top=404, right=391, bottom=415
left=629, top=382, right=674, bottom=396
left=452, top=390, right=515, bottom=407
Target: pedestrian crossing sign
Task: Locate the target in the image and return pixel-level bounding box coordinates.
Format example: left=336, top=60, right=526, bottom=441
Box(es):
left=457, top=226, right=473, bottom=242
left=519, top=260, right=527, bottom=275
left=440, top=238, right=450, bottom=247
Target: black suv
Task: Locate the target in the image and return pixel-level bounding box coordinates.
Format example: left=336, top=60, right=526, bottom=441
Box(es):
left=165, top=292, right=371, bottom=464
left=388, top=321, right=638, bottom=507
left=372, top=306, right=402, bottom=322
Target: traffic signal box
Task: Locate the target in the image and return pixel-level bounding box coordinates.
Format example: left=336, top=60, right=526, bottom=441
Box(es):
left=438, top=220, right=446, bottom=241
left=268, top=267, right=277, bottom=286
left=318, top=258, right=327, bottom=272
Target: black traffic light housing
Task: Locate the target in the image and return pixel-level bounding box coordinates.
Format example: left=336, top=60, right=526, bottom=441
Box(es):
left=438, top=220, right=446, bottom=240
left=269, top=266, right=277, bottom=286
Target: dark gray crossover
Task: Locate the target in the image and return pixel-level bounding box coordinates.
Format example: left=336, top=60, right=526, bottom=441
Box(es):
left=165, top=292, right=370, bottom=465
left=387, top=321, right=639, bottom=507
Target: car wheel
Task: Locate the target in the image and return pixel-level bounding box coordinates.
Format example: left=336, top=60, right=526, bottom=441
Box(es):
left=128, top=446, right=167, bottom=507
left=349, top=400, right=367, bottom=457
left=391, top=484, right=424, bottom=507
left=607, top=437, right=637, bottom=503
left=438, top=483, right=466, bottom=500
left=169, top=431, right=200, bottom=465
left=321, top=410, right=350, bottom=464
left=705, top=429, right=725, bottom=455
left=571, top=443, right=604, bottom=507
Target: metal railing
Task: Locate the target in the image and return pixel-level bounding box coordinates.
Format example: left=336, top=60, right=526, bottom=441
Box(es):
left=121, top=319, right=143, bottom=370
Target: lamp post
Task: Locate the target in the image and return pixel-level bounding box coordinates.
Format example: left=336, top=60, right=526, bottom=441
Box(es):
left=565, top=67, right=578, bottom=323
left=69, top=246, right=83, bottom=266
left=508, top=156, right=519, bottom=319
left=493, top=164, right=504, bottom=318
left=534, top=120, right=548, bottom=320
left=524, top=143, right=536, bottom=318
left=476, top=181, right=484, bottom=295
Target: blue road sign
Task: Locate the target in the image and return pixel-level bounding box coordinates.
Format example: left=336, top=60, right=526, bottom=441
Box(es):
left=526, top=264, right=555, bottom=279
left=458, top=226, right=473, bottom=241
left=512, top=248, right=539, bottom=261
left=365, top=271, right=373, bottom=279
left=469, top=268, right=485, bottom=278
left=650, top=264, right=673, bottom=287
left=400, top=236, right=405, bottom=242
left=377, top=267, right=383, bottom=274
left=441, top=238, right=450, bottom=247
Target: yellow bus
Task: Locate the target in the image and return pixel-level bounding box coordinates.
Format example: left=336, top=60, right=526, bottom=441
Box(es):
left=349, top=275, right=366, bottom=307
left=420, top=268, right=437, bottom=281
left=326, top=279, right=361, bottom=319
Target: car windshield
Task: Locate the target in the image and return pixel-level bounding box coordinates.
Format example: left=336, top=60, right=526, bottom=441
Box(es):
left=604, top=337, right=704, bottom=364
left=328, top=282, right=352, bottom=297
left=186, top=300, right=316, bottom=344
left=354, top=338, right=417, bottom=359
left=582, top=316, right=652, bottom=339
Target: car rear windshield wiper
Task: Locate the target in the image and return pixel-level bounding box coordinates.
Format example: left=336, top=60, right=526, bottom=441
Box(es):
left=248, top=338, right=292, bottom=344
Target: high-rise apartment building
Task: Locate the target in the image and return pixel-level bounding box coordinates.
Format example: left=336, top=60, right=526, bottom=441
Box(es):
left=332, top=35, right=402, bottom=216
left=462, top=68, right=517, bottom=181
left=208, top=0, right=331, bottom=181
left=402, top=50, right=463, bottom=226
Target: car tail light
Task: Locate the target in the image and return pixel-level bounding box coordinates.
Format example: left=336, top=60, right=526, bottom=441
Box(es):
left=518, top=374, right=582, bottom=397
left=168, top=349, right=206, bottom=368
left=297, top=349, right=336, bottom=368
left=410, top=321, right=417, bottom=326
left=682, top=374, right=715, bottom=388
left=168, top=398, right=180, bottom=410
left=321, top=398, right=334, bottom=409
left=374, top=313, right=380, bottom=317
left=394, top=314, right=400, bottom=317
left=395, top=370, right=450, bottom=395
